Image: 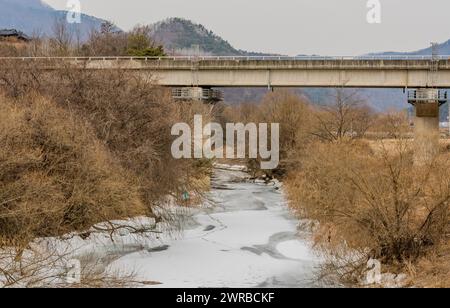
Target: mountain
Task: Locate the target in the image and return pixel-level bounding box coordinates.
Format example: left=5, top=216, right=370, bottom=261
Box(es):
left=150, top=18, right=278, bottom=57
left=151, top=18, right=240, bottom=56
left=371, top=39, right=450, bottom=57
left=0, top=0, right=110, bottom=39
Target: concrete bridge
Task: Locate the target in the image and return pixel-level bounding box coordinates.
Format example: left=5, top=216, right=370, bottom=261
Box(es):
left=1, top=55, right=449, bottom=164
left=2, top=56, right=450, bottom=88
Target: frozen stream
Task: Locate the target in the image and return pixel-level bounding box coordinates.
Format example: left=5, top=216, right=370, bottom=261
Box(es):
left=109, top=166, right=320, bottom=287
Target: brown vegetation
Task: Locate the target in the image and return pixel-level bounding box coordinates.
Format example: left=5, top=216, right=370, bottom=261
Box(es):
left=0, top=19, right=215, bottom=287
left=0, top=59, right=212, bottom=288
left=224, top=90, right=313, bottom=177
left=224, top=89, right=449, bottom=286
left=0, top=60, right=212, bottom=212
left=287, top=140, right=449, bottom=260
left=0, top=94, right=146, bottom=247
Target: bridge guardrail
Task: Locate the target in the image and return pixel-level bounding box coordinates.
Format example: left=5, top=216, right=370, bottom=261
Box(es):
left=408, top=89, right=448, bottom=102
left=1, top=55, right=450, bottom=61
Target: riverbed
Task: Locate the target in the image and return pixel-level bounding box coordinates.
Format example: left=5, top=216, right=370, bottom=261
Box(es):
left=108, top=166, right=320, bottom=287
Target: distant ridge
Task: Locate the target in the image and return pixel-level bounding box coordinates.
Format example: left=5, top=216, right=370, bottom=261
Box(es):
left=369, top=39, right=450, bottom=57
left=0, top=0, right=113, bottom=39
left=150, top=18, right=279, bottom=57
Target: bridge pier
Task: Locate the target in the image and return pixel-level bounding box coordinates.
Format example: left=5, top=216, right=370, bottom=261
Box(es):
left=171, top=87, right=223, bottom=103
left=408, top=89, right=447, bottom=165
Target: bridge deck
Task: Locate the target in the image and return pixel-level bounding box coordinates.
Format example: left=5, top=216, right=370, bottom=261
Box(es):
left=2, top=56, right=450, bottom=88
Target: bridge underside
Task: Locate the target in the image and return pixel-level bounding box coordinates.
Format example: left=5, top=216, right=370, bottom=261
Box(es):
left=83, top=58, right=450, bottom=88
left=5, top=57, right=450, bottom=88
left=151, top=69, right=450, bottom=89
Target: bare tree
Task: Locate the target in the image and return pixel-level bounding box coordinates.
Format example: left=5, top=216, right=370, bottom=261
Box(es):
left=50, top=17, right=73, bottom=56
left=313, top=89, right=374, bottom=141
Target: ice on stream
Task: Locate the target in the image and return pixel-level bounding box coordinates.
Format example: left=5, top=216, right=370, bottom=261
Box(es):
left=107, top=167, right=321, bottom=287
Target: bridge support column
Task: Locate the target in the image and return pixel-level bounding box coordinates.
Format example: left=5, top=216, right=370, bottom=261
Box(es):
left=408, top=89, right=447, bottom=165
left=171, top=87, right=223, bottom=103
left=414, top=102, right=439, bottom=164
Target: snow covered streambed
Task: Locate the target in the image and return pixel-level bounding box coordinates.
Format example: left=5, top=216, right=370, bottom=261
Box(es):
left=0, top=166, right=321, bottom=287
left=108, top=166, right=321, bottom=287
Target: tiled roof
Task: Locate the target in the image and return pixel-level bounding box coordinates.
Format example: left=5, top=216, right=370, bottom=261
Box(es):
left=0, top=29, right=31, bottom=41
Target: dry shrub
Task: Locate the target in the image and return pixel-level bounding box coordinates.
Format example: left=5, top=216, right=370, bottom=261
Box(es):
left=408, top=242, right=450, bottom=288
left=224, top=90, right=313, bottom=177
left=0, top=94, right=146, bottom=247
left=0, top=59, right=44, bottom=98
left=223, top=102, right=260, bottom=124
left=145, top=98, right=215, bottom=207
left=370, top=110, right=412, bottom=139
left=42, top=69, right=211, bottom=210
left=170, top=100, right=217, bottom=199
left=0, top=44, right=20, bottom=57
left=258, top=90, right=314, bottom=161
left=0, top=240, right=142, bottom=288
left=0, top=60, right=213, bottom=212
left=50, top=70, right=174, bottom=208
left=286, top=139, right=450, bottom=267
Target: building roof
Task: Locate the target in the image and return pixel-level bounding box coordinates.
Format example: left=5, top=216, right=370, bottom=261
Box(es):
left=0, top=29, right=31, bottom=41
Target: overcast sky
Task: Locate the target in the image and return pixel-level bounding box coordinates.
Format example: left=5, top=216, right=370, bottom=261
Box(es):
left=43, top=0, right=450, bottom=56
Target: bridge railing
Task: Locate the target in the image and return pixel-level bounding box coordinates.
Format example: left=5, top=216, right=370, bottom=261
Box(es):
left=407, top=89, right=448, bottom=103
left=1, top=55, right=450, bottom=61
